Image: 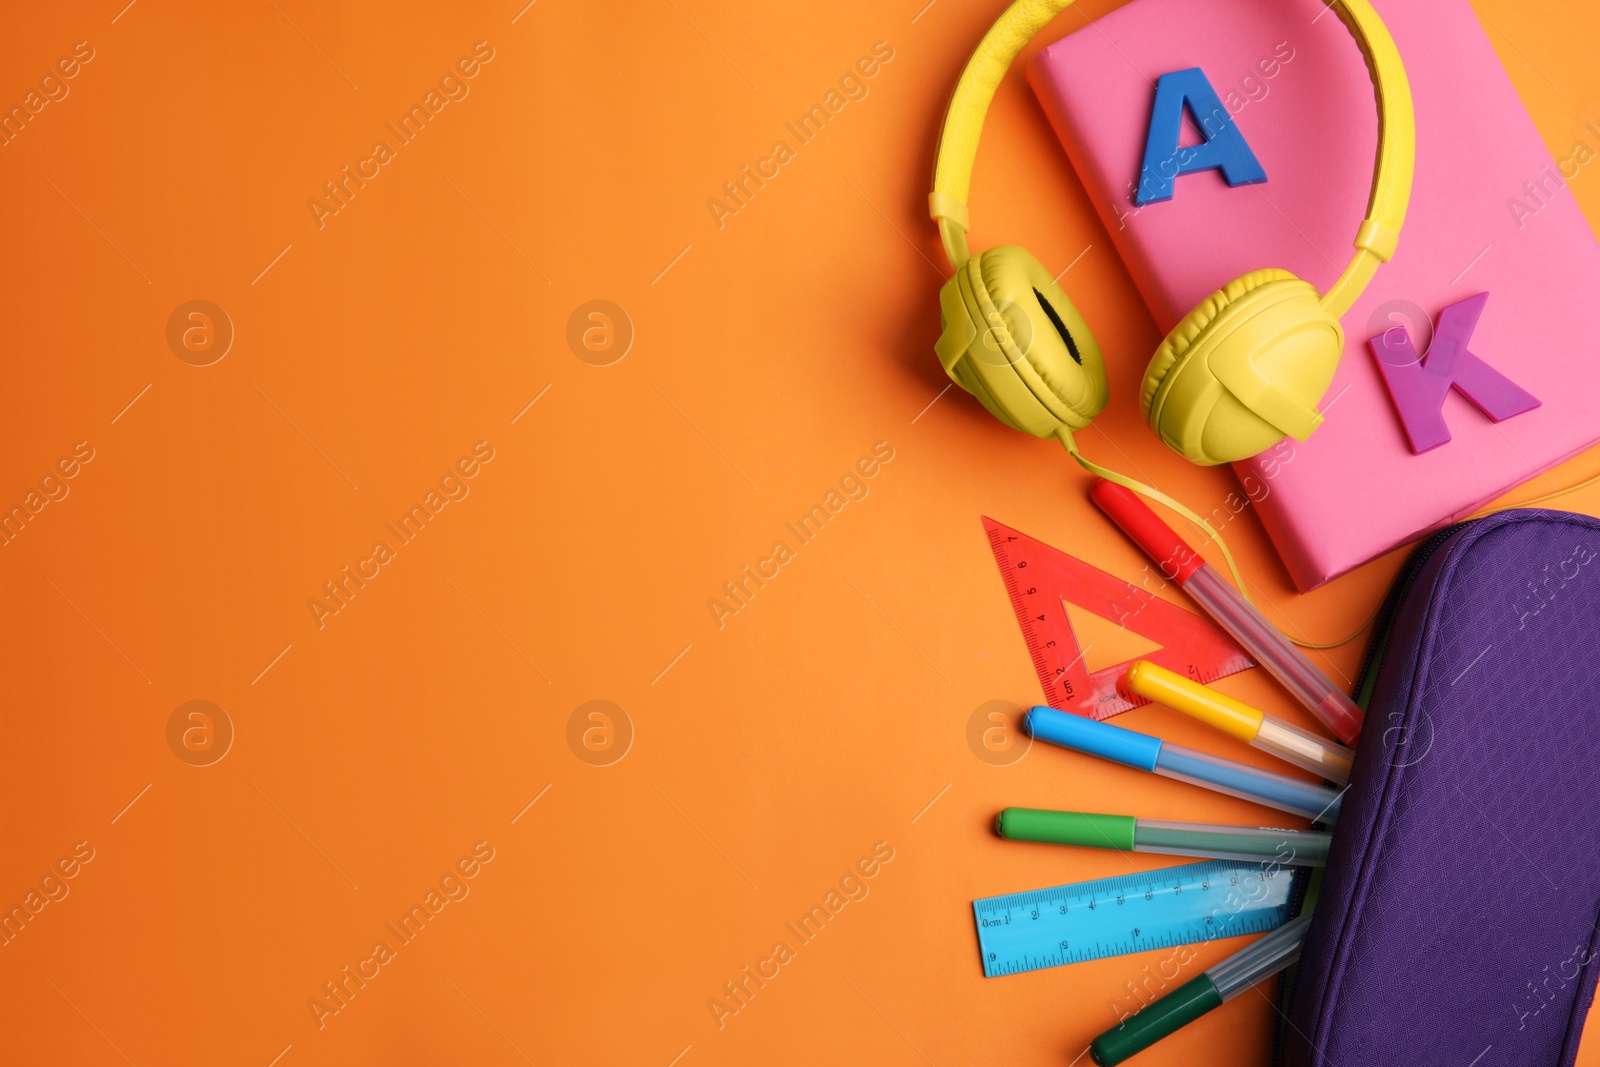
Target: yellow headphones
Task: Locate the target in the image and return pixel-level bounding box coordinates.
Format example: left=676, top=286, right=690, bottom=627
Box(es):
left=931, top=0, right=1415, bottom=468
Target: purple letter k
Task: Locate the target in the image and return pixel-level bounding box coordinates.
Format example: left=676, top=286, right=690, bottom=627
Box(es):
left=1367, top=292, right=1540, bottom=454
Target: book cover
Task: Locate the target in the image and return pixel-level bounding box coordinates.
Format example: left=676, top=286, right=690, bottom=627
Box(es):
left=1029, top=0, right=1600, bottom=589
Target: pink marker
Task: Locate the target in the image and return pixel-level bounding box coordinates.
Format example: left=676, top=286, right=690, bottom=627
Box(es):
left=1090, top=479, right=1363, bottom=745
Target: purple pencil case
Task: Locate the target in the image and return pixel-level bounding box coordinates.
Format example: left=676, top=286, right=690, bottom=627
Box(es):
left=1285, top=508, right=1600, bottom=1065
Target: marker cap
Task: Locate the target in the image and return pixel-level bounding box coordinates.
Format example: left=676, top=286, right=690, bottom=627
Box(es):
left=996, top=807, right=1137, bottom=851
left=1125, top=660, right=1264, bottom=743
left=1025, top=706, right=1163, bottom=771
left=1089, top=478, right=1204, bottom=583
left=1090, top=974, right=1224, bottom=1066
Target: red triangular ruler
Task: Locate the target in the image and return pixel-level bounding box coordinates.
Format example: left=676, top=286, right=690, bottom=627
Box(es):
left=984, top=516, right=1254, bottom=720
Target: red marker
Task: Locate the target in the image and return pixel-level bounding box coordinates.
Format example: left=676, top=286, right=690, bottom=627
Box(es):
left=1090, top=479, right=1363, bottom=745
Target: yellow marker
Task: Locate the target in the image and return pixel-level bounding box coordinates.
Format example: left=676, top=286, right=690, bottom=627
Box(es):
left=1124, top=661, right=1354, bottom=786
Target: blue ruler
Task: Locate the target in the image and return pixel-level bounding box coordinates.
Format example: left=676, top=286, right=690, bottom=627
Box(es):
left=974, top=859, right=1295, bottom=977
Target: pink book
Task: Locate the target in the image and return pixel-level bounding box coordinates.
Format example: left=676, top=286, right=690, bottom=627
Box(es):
left=1029, top=0, right=1600, bottom=590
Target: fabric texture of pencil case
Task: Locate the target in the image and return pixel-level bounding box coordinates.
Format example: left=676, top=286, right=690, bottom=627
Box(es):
left=1283, top=507, right=1600, bottom=1066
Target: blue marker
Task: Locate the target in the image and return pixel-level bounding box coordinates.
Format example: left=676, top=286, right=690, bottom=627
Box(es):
left=1024, top=707, right=1342, bottom=823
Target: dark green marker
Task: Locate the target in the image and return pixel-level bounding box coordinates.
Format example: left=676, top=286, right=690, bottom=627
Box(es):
left=1089, top=912, right=1312, bottom=1065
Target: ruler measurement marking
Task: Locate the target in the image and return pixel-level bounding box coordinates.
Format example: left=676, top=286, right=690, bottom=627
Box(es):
left=990, top=527, right=1063, bottom=706
left=989, top=525, right=1078, bottom=708
left=975, top=859, right=1294, bottom=977
left=985, top=516, right=1255, bottom=719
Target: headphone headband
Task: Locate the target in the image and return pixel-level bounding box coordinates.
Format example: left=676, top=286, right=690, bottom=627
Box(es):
left=930, top=0, right=1414, bottom=317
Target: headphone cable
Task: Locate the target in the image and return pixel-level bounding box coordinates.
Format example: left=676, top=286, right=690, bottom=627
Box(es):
left=1058, top=432, right=1376, bottom=650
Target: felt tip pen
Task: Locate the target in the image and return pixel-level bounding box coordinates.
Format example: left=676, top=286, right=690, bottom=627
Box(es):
left=996, top=807, right=1331, bottom=866
left=1024, top=707, right=1342, bottom=823
left=1088, top=912, right=1312, bottom=1066
left=1124, top=661, right=1355, bottom=786
left=1090, top=479, right=1364, bottom=746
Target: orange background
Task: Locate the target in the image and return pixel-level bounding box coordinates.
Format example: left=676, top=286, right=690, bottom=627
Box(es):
left=2, top=1, right=1598, bottom=1064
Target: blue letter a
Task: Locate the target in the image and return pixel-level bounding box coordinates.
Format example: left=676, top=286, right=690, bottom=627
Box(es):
left=1135, top=68, right=1267, bottom=206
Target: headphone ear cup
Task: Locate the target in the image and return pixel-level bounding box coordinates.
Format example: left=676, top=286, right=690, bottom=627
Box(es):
left=1143, top=270, right=1344, bottom=465
left=934, top=246, right=1107, bottom=440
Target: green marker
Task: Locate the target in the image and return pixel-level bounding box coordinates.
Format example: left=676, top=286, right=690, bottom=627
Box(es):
left=1089, top=912, right=1311, bottom=1065
left=995, top=808, right=1331, bottom=867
